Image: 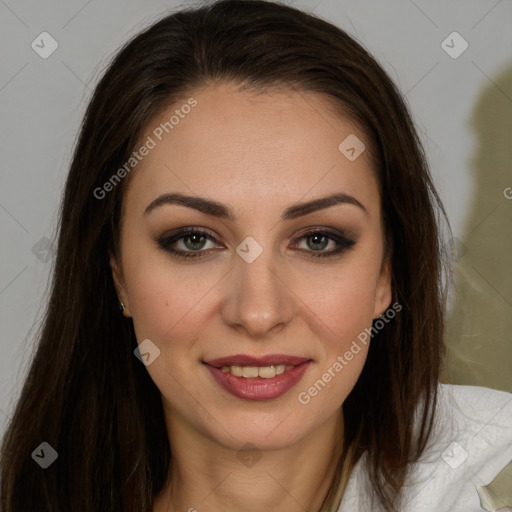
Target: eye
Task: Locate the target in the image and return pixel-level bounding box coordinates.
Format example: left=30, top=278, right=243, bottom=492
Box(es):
left=157, top=228, right=221, bottom=259
left=293, top=228, right=356, bottom=258
left=157, top=226, right=356, bottom=260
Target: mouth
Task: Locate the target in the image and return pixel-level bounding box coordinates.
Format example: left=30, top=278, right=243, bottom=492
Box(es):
left=202, top=354, right=312, bottom=401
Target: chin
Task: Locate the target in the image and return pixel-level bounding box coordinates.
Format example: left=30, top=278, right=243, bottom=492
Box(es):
left=203, top=405, right=321, bottom=451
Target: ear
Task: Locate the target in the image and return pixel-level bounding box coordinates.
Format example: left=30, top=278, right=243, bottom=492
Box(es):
left=372, top=257, right=392, bottom=319
left=109, top=250, right=132, bottom=317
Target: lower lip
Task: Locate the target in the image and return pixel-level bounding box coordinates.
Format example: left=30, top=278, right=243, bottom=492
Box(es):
left=204, top=361, right=311, bottom=401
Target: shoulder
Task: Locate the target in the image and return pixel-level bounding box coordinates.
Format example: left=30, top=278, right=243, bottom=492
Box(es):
left=339, top=384, right=512, bottom=512
left=421, top=384, right=512, bottom=511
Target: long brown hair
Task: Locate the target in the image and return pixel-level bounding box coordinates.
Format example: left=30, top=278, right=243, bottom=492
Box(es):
left=0, top=1, right=448, bottom=510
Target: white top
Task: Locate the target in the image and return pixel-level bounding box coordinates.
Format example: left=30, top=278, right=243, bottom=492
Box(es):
left=338, top=384, right=512, bottom=511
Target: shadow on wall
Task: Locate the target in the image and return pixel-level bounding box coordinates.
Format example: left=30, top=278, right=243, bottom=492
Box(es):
left=442, top=66, right=512, bottom=393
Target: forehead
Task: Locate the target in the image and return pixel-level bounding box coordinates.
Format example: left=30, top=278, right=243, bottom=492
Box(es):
left=122, top=82, right=379, bottom=219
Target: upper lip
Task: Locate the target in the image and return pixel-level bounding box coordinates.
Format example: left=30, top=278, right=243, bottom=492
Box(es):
left=203, top=354, right=311, bottom=368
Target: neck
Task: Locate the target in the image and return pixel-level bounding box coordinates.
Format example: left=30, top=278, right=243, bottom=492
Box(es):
left=153, top=410, right=344, bottom=512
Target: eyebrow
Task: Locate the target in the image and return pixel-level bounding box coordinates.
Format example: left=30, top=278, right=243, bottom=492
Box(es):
left=144, top=192, right=367, bottom=220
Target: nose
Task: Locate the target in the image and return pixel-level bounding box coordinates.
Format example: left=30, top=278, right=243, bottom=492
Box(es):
left=221, top=244, right=295, bottom=339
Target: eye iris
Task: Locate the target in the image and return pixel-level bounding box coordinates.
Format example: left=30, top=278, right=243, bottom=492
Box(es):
left=184, top=233, right=207, bottom=250
left=307, top=233, right=328, bottom=251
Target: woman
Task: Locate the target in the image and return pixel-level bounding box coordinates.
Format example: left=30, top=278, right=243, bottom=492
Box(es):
left=1, top=1, right=510, bottom=511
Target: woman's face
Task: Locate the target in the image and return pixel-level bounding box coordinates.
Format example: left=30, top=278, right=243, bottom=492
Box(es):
left=112, top=82, right=391, bottom=451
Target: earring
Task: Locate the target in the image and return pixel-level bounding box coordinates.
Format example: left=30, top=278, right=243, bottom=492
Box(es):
left=119, top=302, right=125, bottom=311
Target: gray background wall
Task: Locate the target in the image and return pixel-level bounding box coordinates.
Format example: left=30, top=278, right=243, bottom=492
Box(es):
left=1, top=0, right=511, bottom=438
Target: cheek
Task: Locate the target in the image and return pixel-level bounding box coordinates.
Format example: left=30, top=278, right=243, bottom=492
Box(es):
left=126, top=249, right=381, bottom=361
left=295, top=259, right=381, bottom=343
left=126, top=263, right=222, bottom=405
left=124, top=256, right=228, bottom=358
left=291, top=262, right=378, bottom=402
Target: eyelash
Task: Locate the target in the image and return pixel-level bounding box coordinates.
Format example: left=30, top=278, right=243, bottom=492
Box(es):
left=156, top=227, right=356, bottom=260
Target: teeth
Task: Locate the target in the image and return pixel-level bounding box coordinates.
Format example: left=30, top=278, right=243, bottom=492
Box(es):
left=258, top=366, right=276, bottom=378
left=230, top=365, right=243, bottom=377
left=242, top=366, right=259, bottom=378
left=275, top=364, right=286, bottom=375
left=221, top=364, right=294, bottom=378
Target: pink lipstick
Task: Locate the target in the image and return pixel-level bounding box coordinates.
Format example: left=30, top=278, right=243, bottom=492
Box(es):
left=203, top=354, right=312, bottom=401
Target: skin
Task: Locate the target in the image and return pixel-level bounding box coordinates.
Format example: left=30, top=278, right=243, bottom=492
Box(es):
left=111, top=82, right=392, bottom=511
